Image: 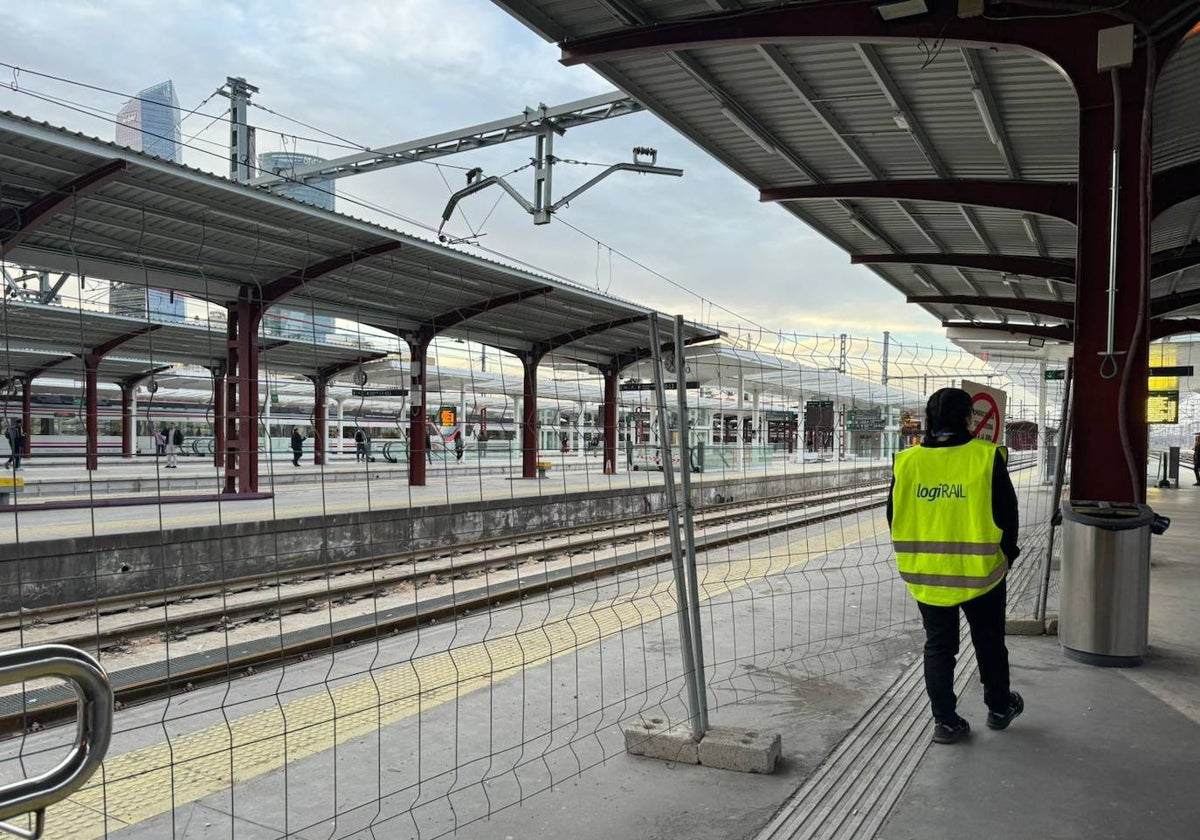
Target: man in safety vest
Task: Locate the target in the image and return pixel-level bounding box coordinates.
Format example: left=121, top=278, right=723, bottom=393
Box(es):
left=888, top=387, right=1024, bottom=744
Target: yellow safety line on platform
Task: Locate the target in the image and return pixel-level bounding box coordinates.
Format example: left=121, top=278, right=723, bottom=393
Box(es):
left=43, top=512, right=889, bottom=839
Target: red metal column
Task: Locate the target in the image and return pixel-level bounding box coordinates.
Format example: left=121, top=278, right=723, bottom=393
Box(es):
left=212, top=368, right=226, bottom=469
left=224, top=294, right=263, bottom=494
left=408, top=337, right=429, bottom=486
left=602, top=366, right=618, bottom=475
left=521, top=353, right=539, bottom=479
left=1069, top=61, right=1153, bottom=503
left=82, top=355, right=100, bottom=471
left=120, top=383, right=134, bottom=458
left=20, top=377, right=32, bottom=457
left=313, top=376, right=327, bottom=466
left=223, top=313, right=238, bottom=494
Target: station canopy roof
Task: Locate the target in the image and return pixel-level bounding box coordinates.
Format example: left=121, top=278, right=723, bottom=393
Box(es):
left=491, top=0, right=1200, bottom=346
left=621, top=345, right=924, bottom=408
left=0, top=301, right=387, bottom=385
left=0, top=112, right=719, bottom=373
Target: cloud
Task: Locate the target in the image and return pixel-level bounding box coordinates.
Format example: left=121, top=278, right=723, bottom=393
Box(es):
left=0, top=0, right=955, bottom=350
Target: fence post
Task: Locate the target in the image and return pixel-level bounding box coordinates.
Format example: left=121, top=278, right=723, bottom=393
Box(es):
left=647, top=314, right=705, bottom=742
left=1036, top=358, right=1073, bottom=622
left=674, top=314, right=709, bottom=735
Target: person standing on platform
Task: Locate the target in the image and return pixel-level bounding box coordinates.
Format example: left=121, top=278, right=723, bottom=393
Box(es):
left=291, top=426, right=305, bottom=467
left=165, top=423, right=183, bottom=468
left=5, top=421, right=25, bottom=471
left=425, top=430, right=434, bottom=464
left=454, top=431, right=465, bottom=462
left=1192, top=434, right=1200, bottom=485
left=156, top=427, right=167, bottom=457
left=887, top=387, right=1024, bottom=745
left=2, top=421, right=13, bottom=469
left=354, top=427, right=367, bottom=462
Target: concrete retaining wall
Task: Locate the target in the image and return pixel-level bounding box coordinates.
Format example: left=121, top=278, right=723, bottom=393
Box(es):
left=1, top=466, right=890, bottom=611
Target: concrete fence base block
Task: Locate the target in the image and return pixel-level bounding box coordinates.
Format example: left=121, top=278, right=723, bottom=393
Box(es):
left=1044, top=616, right=1059, bottom=635
left=622, top=718, right=699, bottom=765
left=697, top=726, right=782, bottom=774
left=1005, top=617, right=1045, bottom=636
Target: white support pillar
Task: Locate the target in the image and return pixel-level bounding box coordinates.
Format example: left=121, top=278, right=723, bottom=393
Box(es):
left=751, top=389, right=761, bottom=445
left=337, top=399, right=346, bottom=454
left=514, top=394, right=523, bottom=459
left=129, top=391, right=138, bottom=455
left=1038, top=359, right=1049, bottom=485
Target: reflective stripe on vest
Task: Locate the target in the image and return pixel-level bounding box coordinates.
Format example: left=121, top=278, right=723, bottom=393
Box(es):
left=890, top=438, right=1007, bottom=607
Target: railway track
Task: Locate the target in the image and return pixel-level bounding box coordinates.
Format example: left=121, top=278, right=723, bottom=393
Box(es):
left=0, top=458, right=1035, bottom=731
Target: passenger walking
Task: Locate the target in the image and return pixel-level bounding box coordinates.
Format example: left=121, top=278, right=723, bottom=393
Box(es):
left=454, top=431, right=465, bottom=462
left=291, top=427, right=305, bottom=467
left=165, top=423, right=183, bottom=468
left=1192, top=434, right=1200, bottom=485
left=354, top=427, right=367, bottom=462
left=425, top=430, right=433, bottom=464
left=888, top=387, right=1024, bottom=745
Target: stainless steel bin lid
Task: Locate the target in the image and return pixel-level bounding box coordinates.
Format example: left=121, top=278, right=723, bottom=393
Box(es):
left=1061, top=500, right=1155, bottom=530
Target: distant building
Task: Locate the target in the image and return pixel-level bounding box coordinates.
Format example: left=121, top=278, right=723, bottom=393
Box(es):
left=263, top=308, right=335, bottom=344
left=115, top=80, right=182, bottom=163
left=109, top=283, right=187, bottom=323
left=258, top=151, right=336, bottom=211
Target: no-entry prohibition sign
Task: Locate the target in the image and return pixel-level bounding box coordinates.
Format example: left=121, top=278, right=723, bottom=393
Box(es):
left=963, top=380, right=1007, bottom=443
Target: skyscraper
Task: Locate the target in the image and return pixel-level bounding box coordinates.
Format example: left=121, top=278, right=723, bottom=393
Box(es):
left=109, top=283, right=187, bottom=323
left=115, top=81, right=182, bottom=163
left=259, top=151, right=336, bottom=211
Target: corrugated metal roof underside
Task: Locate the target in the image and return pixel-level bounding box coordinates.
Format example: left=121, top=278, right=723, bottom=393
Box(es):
left=0, top=114, right=718, bottom=371
left=491, top=0, right=1200, bottom=338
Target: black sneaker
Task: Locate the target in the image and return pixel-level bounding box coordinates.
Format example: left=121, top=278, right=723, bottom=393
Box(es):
left=987, top=692, right=1024, bottom=730
left=932, top=715, right=971, bottom=744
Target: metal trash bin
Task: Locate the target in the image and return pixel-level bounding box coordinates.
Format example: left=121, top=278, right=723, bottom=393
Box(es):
left=1060, top=500, right=1154, bottom=666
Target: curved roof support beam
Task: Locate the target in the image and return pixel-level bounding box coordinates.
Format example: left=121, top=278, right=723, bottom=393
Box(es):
left=541, top=315, right=650, bottom=355
left=89, top=325, right=163, bottom=360
left=314, top=353, right=391, bottom=383
left=1152, top=318, right=1200, bottom=340
left=118, top=365, right=172, bottom=390
left=0, top=159, right=128, bottom=253
left=425, top=286, right=553, bottom=337
left=258, top=240, right=404, bottom=305
left=942, top=321, right=1073, bottom=342
left=1152, top=289, right=1200, bottom=317
left=611, top=331, right=720, bottom=374
left=910, top=296, right=1073, bottom=320
left=1153, top=160, right=1200, bottom=219
left=762, top=180, right=1076, bottom=223
left=557, top=0, right=1182, bottom=90
left=1151, top=245, right=1200, bottom=279
left=854, top=253, right=1074, bottom=282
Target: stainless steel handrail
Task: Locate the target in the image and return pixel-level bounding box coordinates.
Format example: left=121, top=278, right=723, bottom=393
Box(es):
left=0, top=645, right=113, bottom=840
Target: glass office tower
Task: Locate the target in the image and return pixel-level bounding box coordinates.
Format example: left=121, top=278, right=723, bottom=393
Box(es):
left=109, top=284, right=187, bottom=323
left=259, top=151, right=336, bottom=211
left=115, top=81, right=182, bottom=163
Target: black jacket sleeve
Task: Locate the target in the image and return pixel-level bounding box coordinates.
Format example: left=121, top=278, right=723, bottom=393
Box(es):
left=992, top=450, right=1020, bottom=564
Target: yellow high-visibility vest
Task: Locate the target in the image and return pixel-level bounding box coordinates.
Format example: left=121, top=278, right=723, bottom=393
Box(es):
left=891, top=438, right=1008, bottom=606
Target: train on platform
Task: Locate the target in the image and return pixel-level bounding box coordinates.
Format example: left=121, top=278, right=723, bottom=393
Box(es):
left=0, top=390, right=519, bottom=459
left=3, top=377, right=923, bottom=464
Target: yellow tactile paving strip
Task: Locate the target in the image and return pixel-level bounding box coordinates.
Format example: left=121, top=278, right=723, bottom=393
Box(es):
left=42, top=512, right=889, bottom=839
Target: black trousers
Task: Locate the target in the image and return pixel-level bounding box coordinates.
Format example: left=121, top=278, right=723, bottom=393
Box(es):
left=292, top=450, right=302, bottom=466
left=916, top=578, right=1010, bottom=723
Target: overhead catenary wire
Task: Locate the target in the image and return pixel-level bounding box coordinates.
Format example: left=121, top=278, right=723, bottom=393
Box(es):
left=2, top=64, right=764, bottom=339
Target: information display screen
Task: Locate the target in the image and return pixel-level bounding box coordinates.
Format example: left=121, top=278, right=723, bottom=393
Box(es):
left=1147, top=391, right=1179, bottom=425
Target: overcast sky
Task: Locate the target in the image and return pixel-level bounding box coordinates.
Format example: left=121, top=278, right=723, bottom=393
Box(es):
left=1, top=0, right=950, bottom=347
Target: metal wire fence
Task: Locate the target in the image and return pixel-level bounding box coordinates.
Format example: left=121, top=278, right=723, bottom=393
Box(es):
left=1, top=275, right=1086, bottom=838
